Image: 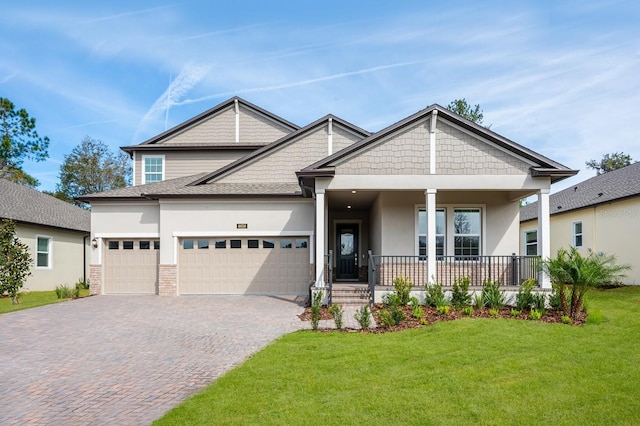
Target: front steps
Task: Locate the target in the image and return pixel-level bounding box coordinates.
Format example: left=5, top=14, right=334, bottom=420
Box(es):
left=331, top=284, right=371, bottom=306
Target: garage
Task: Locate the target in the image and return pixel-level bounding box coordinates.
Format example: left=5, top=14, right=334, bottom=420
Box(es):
left=104, top=239, right=159, bottom=294
left=178, top=236, right=310, bottom=294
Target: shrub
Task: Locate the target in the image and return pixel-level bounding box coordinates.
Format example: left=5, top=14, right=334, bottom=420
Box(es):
left=390, top=305, right=405, bottom=324
left=55, top=284, right=79, bottom=299
left=378, top=309, right=394, bottom=328
left=354, top=305, right=372, bottom=330
left=515, top=278, right=536, bottom=310
left=75, top=278, right=90, bottom=290
left=382, top=292, right=400, bottom=307
left=561, top=315, right=573, bottom=325
left=425, top=282, right=447, bottom=307
left=328, top=304, right=344, bottom=329
left=482, top=280, right=506, bottom=309
left=419, top=318, right=429, bottom=326
left=393, top=275, right=413, bottom=306
left=586, top=309, right=603, bottom=325
left=0, top=219, right=33, bottom=305
left=451, top=276, right=472, bottom=309
left=411, top=303, right=424, bottom=319
left=510, top=309, right=521, bottom=317
left=472, top=292, right=484, bottom=309
left=488, top=308, right=499, bottom=317
left=311, top=291, right=323, bottom=331
left=531, top=293, right=546, bottom=311
left=436, top=305, right=450, bottom=315
left=529, top=309, right=542, bottom=320
left=462, top=306, right=474, bottom=316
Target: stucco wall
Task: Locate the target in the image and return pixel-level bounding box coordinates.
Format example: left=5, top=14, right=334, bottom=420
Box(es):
left=16, top=224, right=89, bottom=291
left=520, top=196, right=639, bottom=284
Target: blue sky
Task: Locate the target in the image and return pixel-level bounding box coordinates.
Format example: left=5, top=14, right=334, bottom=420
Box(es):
left=2, top=1, right=639, bottom=193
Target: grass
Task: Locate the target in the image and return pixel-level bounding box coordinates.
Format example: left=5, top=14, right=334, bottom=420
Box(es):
left=0, top=288, right=90, bottom=314
left=156, top=287, right=640, bottom=425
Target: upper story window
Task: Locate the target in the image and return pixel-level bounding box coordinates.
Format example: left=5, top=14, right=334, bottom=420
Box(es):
left=524, top=230, right=537, bottom=256
left=573, top=221, right=583, bottom=248
left=418, top=208, right=445, bottom=259
left=454, top=208, right=481, bottom=258
left=36, top=235, right=52, bottom=268
left=143, top=156, right=164, bottom=184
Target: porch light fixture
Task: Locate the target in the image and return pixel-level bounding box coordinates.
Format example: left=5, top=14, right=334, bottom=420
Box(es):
left=347, top=205, right=352, bottom=209
left=91, top=238, right=98, bottom=248
left=351, top=190, right=357, bottom=194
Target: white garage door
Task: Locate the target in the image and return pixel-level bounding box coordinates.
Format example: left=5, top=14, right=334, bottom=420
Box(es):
left=104, top=239, right=159, bottom=294
left=178, top=237, right=310, bottom=295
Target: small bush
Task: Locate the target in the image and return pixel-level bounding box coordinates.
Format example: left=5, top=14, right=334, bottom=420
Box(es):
left=561, top=315, right=573, bottom=325
left=510, top=309, right=521, bottom=317
left=451, top=276, right=472, bottom=309
left=515, top=278, right=536, bottom=310
left=393, top=275, right=413, bottom=306
left=419, top=318, right=429, bottom=326
left=531, top=293, right=546, bottom=311
left=489, top=308, right=499, bottom=317
left=382, top=292, right=400, bottom=307
left=472, top=292, right=484, bottom=309
left=462, top=306, right=474, bottom=316
left=548, top=287, right=563, bottom=310
left=425, top=282, right=447, bottom=307
left=482, top=280, right=506, bottom=309
left=378, top=309, right=394, bottom=328
left=586, top=309, right=603, bottom=325
left=75, top=278, right=90, bottom=290
left=436, top=305, right=450, bottom=315
left=354, top=305, right=372, bottom=330
left=390, top=305, right=405, bottom=324
left=411, top=303, right=424, bottom=319
left=55, top=284, right=79, bottom=299
left=311, top=291, right=323, bottom=331
left=328, top=304, right=344, bottom=329
left=529, top=309, right=542, bottom=320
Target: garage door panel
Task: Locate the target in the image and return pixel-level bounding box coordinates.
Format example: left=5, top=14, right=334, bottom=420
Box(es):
left=179, top=237, right=310, bottom=295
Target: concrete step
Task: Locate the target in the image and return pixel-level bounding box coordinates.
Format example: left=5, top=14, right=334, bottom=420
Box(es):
left=331, top=288, right=371, bottom=305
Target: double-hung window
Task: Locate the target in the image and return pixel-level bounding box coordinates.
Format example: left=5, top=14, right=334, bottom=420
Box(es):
left=143, top=156, right=164, bottom=183
left=36, top=236, right=52, bottom=268
left=524, top=230, right=537, bottom=256
left=418, top=208, right=445, bottom=259
left=454, top=208, right=481, bottom=259
left=573, top=221, right=583, bottom=248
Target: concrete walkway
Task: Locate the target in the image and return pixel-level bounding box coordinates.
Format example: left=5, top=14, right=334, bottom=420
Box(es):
left=0, top=295, right=306, bottom=425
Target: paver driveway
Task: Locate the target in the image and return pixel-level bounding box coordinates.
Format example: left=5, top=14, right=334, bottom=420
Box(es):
left=0, top=295, right=306, bottom=425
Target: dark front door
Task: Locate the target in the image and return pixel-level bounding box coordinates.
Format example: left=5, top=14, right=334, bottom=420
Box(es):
left=336, top=224, right=359, bottom=280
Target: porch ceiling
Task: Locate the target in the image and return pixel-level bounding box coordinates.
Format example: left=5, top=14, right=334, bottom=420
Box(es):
left=328, top=190, right=378, bottom=211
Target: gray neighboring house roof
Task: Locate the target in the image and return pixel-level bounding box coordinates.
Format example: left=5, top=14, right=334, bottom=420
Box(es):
left=520, top=162, right=640, bottom=222
left=0, top=179, right=90, bottom=232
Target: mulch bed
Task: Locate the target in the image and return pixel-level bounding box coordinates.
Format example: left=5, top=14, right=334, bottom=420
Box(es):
left=299, top=304, right=586, bottom=332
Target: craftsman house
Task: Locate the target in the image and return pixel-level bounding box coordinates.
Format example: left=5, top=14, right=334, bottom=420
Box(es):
left=79, top=97, right=577, bottom=300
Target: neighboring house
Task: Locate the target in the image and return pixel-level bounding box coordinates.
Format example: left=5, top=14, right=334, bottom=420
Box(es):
left=0, top=179, right=91, bottom=291
left=79, top=96, right=577, bottom=299
left=520, top=162, right=640, bottom=285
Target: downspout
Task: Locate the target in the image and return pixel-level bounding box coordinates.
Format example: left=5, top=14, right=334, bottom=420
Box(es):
left=83, top=235, right=88, bottom=284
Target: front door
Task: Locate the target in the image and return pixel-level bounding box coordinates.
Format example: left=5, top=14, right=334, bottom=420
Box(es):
left=336, top=224, right=359, bottom=280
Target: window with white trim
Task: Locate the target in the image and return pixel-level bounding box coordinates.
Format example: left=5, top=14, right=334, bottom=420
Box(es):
left=143, top=156, right=164, bottom=183
left=524, top=230, right=537, bottom=256
left=454, top=208, right=481, bottom=258
left=418, top=208, right=445, bottom=259
left=573, top=221, right=583, bottom=248
left=36, top=236, right=51, bottom=268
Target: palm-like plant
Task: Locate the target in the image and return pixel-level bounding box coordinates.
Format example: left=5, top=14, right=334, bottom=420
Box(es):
left=540, top=247, right=630, bottom=320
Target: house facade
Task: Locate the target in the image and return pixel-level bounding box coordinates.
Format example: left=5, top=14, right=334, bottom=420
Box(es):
left=80, top=97, right=577, bottom=298
left=0, top=179, right=91, bottom=291
left=520, top=162, right=639, bottom=285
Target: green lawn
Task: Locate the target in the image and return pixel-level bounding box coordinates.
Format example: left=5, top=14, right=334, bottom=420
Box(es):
left=157, top=287, right=640, bottom=425
left=0, top=289, right=90, bottom=314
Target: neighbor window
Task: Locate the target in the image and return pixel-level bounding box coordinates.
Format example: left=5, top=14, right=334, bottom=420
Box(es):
left=454, top=208, right=481, bottom=258
left=573, top=221, right=583, bottom=248
left=418, top=208, right=445, bottom=259
left=36, top=236, right=51, bottom=268
left=143, top=156, right=164, bottom=183
left=524, top=230, right=537, bottom=256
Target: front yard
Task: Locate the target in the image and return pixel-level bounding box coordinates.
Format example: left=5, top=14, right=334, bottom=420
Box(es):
left=156, top=286, right=640, bottom=425
left=0, top=289, right=90, bottom=314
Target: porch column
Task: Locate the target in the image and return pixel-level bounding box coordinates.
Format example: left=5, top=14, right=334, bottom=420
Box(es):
left=426, top=189, right=437, bottom=284
left=315, top=189, right=326, bottom=287
left=537, top=188, right=551, bottom=288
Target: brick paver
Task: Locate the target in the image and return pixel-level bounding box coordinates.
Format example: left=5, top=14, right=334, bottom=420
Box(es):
left=0, top=295, right=306, bottom=425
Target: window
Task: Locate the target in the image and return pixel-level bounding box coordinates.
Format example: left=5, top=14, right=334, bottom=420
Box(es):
left=139, top=241, right=150, bottom=250
left=143, top=156, right=164, bottom=183
left=230, top=239, right=241, bottom=249
left=263, top=239, right=275, bottom=248
left=123, top=241, right=134, bottom=250
left=454, top=209, right=481, bottom=258
left=248, top=239, right=259, bottom=249
left=36, top=236, right=51, bottom=268
left=153, top=241, right=160, bottom=250
left=215, top=239, right=226, bottom=249
left=418, top=209, right=445, bottom=259
left=573, top=221, right=583, bottom=248
left=296, top=238, right=308, bottom=249
left=108, top=241, right=119, bottom=250
left=197, top=239, right=209, bottom=249
left=524, top=230, right=537, bottom=256
left=280, top=239, right=292, bottom=249
left=183, top=239, right=194, bottom=249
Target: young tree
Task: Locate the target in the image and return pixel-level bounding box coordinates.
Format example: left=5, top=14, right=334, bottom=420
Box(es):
left=0, top=219, right=33, bottom=304
left=56, top=136, right=132, bottom=206
left=446, top=98, right=490, bottom=128
left=585, top=152, right=634, bottom=175
left=540, top=247, right=630, bottom=320
left=0, top=97, right=50, bottom=187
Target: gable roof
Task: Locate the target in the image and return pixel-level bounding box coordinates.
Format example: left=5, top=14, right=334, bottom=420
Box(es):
left=189, top=114, right=370, bottom=186
left=520, top=162, right=640, bottom=222
left=0, top=179, right=90, bottom=232
left=299, top=104, right=577, bottom=183
left=121, top=96, right=300, bottom=154
left=77, top=173, right=210, bottom=201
